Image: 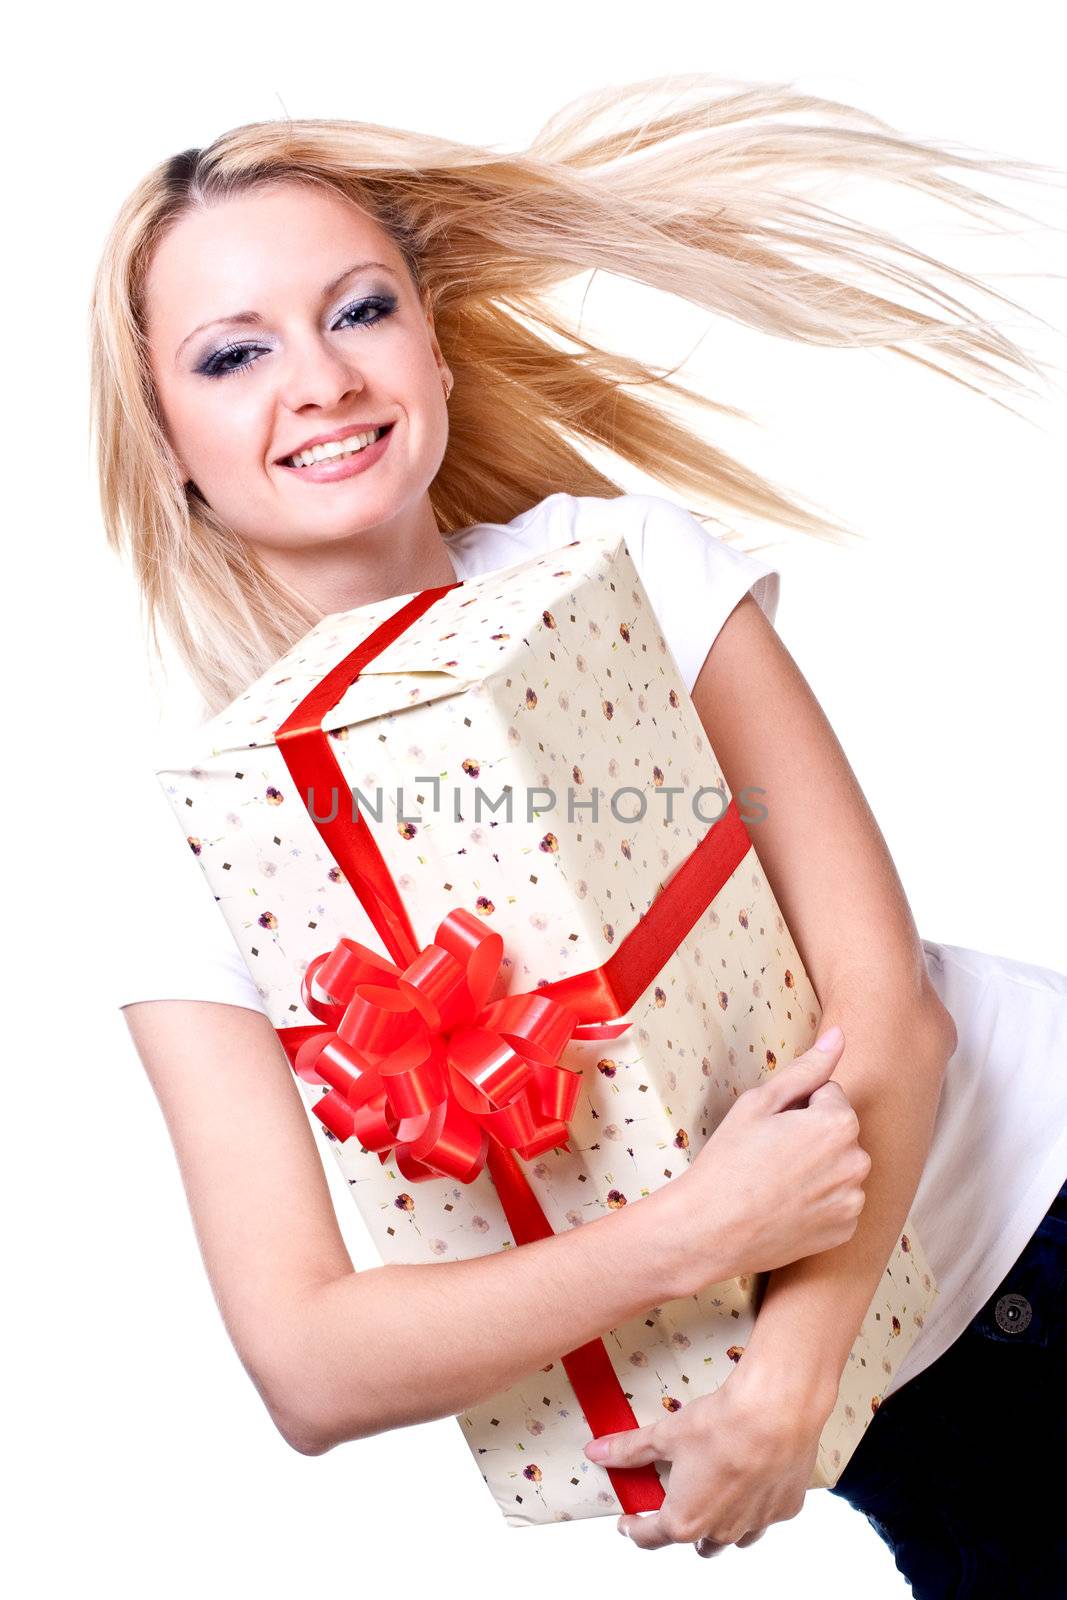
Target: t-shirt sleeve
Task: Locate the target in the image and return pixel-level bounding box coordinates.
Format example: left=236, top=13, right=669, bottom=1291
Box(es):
left=111, top=764, right=269, bottom=1016
left=575, top=493, right=781, bottom=693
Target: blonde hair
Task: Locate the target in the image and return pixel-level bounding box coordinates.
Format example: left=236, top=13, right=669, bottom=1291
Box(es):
left=90, top=73, right=1063, bottom=717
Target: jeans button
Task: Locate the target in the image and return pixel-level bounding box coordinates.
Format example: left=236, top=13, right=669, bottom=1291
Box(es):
left=993, top=1292, right=1032, bottom=1333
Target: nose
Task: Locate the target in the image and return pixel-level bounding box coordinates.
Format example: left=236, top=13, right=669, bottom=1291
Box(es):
left=280, top=333, right=366, bottom=414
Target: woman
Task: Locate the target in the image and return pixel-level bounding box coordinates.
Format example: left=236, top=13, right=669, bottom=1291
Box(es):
left=96, top=77, right=1067, bottom=1592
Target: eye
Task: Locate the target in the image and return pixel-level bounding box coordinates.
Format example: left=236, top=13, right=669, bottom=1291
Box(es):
left=199, top=294, right=397, bottom=380
left=335, top=294, right=396, bottom=332
left=200, top=341, right=265, bottom=380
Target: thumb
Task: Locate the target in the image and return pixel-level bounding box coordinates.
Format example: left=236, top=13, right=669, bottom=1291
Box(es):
left=585, top=1422, right=665, bottom=1469
left=756, top=1024, right=844, bottom=1113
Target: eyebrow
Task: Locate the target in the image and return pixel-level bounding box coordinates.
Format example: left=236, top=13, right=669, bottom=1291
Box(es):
left=175, top=260, right=400, bottom=363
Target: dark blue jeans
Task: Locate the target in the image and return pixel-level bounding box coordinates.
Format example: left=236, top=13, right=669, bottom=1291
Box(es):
left=828, top=1174, right=1067, bottom=1597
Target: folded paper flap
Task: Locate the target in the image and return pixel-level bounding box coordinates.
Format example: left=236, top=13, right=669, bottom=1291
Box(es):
left=188, top=532, right=627, bottom=756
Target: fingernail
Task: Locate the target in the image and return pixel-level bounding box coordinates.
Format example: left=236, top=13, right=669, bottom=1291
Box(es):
left=586, top=1439, right=609, bottom=1460
left=815, top=1024, right=843, bottom=1049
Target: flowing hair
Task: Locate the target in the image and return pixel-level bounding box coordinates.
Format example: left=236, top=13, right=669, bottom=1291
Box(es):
left=89, top=73, right=1064, bottom=716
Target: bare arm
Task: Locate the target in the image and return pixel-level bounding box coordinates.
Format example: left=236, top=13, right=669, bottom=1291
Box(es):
left=689, top=594, right=957, bottom=1420
left=122, top=997, right=712, bottom=1456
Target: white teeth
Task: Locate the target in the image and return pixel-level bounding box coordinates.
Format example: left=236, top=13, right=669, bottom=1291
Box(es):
left=288, top=427, right=384, bottom=467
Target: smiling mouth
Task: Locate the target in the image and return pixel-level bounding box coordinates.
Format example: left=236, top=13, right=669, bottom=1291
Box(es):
left=278, top=422, right=393, bottom=469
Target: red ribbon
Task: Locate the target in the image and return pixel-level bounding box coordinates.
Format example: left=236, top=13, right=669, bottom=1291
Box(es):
left=285, top=905, right=627, bottom=1184
left=272, top=584, right=753, bottom=1515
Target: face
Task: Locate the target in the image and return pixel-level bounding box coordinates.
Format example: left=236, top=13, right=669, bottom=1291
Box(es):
left=144, top=181, right=452, bottom=559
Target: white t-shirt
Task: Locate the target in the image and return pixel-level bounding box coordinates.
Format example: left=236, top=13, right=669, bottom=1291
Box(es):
left=114, top=490, right=1067, bottom=1399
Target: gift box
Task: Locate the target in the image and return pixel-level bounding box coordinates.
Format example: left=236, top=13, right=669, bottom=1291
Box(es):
left=155, top=530, right=938, bottom=1529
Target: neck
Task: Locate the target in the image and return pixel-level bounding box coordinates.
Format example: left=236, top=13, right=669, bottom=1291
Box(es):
left=253, top=496, right=459, bottom=621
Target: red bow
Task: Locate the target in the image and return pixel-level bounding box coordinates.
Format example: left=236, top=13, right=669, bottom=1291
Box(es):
left=289, top=907, right=621, bottom=1185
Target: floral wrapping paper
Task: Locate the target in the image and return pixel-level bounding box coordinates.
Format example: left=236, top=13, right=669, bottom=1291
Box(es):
left=155, top=531, right=938, bottom=1529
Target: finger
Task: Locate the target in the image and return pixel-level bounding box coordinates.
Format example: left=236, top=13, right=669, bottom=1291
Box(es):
left=618, top=1511, right=675, bottom=1550
left=585, top=1424, right=666, bottom=1470
left=806, top=1081, right=852, bottom=1112
left=758, top=1033, right=844, bottom=1111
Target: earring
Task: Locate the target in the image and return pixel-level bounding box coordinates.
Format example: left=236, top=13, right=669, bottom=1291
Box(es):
left=443, top=373, right=453, bottom=401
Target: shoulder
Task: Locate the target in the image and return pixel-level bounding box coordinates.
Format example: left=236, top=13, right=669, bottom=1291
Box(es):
left=566, top=492, right=777, bottom=588
left=597, top=494, right=782, bottom=690
left=447, top=491, right=781, bottom=692
left=449, top=489, right=681, bottom=574
left=445, top=489, right=780, bottom=589
left=444, top=492, right=579, bottom=577
left=613, top=493, right=781, bottom=659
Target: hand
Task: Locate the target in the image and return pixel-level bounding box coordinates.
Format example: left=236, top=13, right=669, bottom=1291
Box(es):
left=659, top=1025, right=870, bottom=1296
left=584, top=1357, right=831, bottom=1553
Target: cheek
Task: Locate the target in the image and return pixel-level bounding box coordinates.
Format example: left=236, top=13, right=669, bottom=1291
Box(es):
left=194, top=385, right=272, bottom=473
left=392, top=333, right=444, bottom=400
left=402, top=351, right=449, bottom=436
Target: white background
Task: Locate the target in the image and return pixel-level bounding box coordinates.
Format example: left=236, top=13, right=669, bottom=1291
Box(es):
left=6, top=2, right=1065, bottom=1595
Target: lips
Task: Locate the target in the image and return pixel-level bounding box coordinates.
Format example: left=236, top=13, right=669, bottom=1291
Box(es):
left=276, top=421, right=393, bottom=466
left=275, top=419, right=395, bottom=482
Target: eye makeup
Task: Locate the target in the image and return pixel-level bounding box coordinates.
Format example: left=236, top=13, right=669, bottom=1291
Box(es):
left=195, top=292, right=399, bottom=380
